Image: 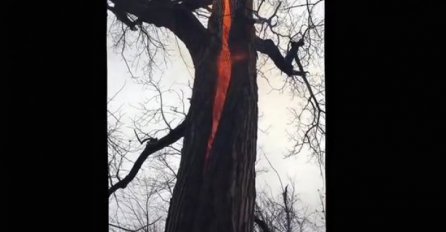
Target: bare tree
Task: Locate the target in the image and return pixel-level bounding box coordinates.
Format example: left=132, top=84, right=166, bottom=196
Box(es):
left=251, top=150, right=324, bottom=232
left=107, top=0, right=324, bottom=231
left=254, top=182, right=325, bottom=232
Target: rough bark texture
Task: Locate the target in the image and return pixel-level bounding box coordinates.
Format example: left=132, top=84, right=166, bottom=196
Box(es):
left=164, top=0, right=257, bottom=231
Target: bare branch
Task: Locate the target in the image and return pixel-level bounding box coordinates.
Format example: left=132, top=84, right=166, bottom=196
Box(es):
left=255, top=37, right=305, bottom=76
left=109, top=119, right=187, bottom=197
left=255, top=215, right=273, bottom=232
left=283, top=186, right=292, bottom=232
left=109, top=223, right=138, bottom=232
left=109, top=0, right=210, bottom=63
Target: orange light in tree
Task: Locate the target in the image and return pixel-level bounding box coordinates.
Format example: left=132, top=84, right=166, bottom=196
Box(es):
left=204, top=0, right=233, bottom=170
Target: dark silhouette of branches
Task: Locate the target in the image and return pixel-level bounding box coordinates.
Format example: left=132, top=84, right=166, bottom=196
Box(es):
left=107, top=0, right=325, bottom=230
left=254, top=215, right=273, bottom=232
left=108, top=0, right=209, bottom=63
left=109, top=177, right=165, bottom=232
left=250, top=0, right=325, bottom=167
left=109, top=120, right=186, bottom=197
left=254, top=152, right=325, bottom=232
left=254, top=182, right=324, bottom=232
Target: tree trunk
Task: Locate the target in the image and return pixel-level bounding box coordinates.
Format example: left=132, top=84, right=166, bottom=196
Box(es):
left=164, top=0, right=257, bottom=232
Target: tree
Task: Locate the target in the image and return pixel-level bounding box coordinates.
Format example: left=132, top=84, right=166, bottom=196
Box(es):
left=107, top=0, right=324, bottom=232
left=253, top=154, right=325, bottom=232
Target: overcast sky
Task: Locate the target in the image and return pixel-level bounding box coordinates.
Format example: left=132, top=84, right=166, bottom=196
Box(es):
left=107, top=32, right=325, bottom=216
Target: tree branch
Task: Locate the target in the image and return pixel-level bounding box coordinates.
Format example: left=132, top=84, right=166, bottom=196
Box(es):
left=109, top=223, right=138, bottom=232
left=254, top=36, right=305, bottom=76
left=110, top=0, right=209, bottom=63
left=108, top=120, right=187, bottom=197
left=109, top=216, right=161, bottom=232
left=283, top=185, right=292, bottom=232
left=293, top=43, right=323, bottom=114
left=254, top=216, right=273, bottom=232
left=182, top=0, right=213, bottom=11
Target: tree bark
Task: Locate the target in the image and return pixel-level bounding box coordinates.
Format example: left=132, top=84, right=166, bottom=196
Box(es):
left=164, top=0, right=258, bottom=232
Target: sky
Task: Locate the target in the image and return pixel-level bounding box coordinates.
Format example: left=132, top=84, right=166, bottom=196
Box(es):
left=107, top=4, right=325, bottom=229
left=107, top=2, right=325, bottom=224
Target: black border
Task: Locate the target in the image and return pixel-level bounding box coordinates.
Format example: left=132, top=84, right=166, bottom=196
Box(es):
left=8, top=1, right=108, bottom=231
left=7, top=1, right=444, bottom=231
left=325, top=1, right=444, bottom=231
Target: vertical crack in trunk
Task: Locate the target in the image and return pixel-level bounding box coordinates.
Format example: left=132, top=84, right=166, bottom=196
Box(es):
left=205, top=0, right=233, bottom=170
left=165, top=1, right=257, bottom=232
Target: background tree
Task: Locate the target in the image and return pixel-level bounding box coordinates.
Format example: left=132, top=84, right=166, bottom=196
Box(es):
left=107, top=0, right=324, bottom=231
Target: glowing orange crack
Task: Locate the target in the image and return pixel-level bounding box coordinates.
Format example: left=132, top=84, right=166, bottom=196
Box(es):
left=204, top=0, right=232, bottom=169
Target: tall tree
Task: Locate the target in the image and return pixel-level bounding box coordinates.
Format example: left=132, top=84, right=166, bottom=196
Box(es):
left=107, top=0, right=324, bottom=231
left=162, top=0, right=258, bottom=231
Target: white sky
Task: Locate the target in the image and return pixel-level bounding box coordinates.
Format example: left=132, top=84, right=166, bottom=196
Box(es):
left=107, top=35, right=324, bottom=215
